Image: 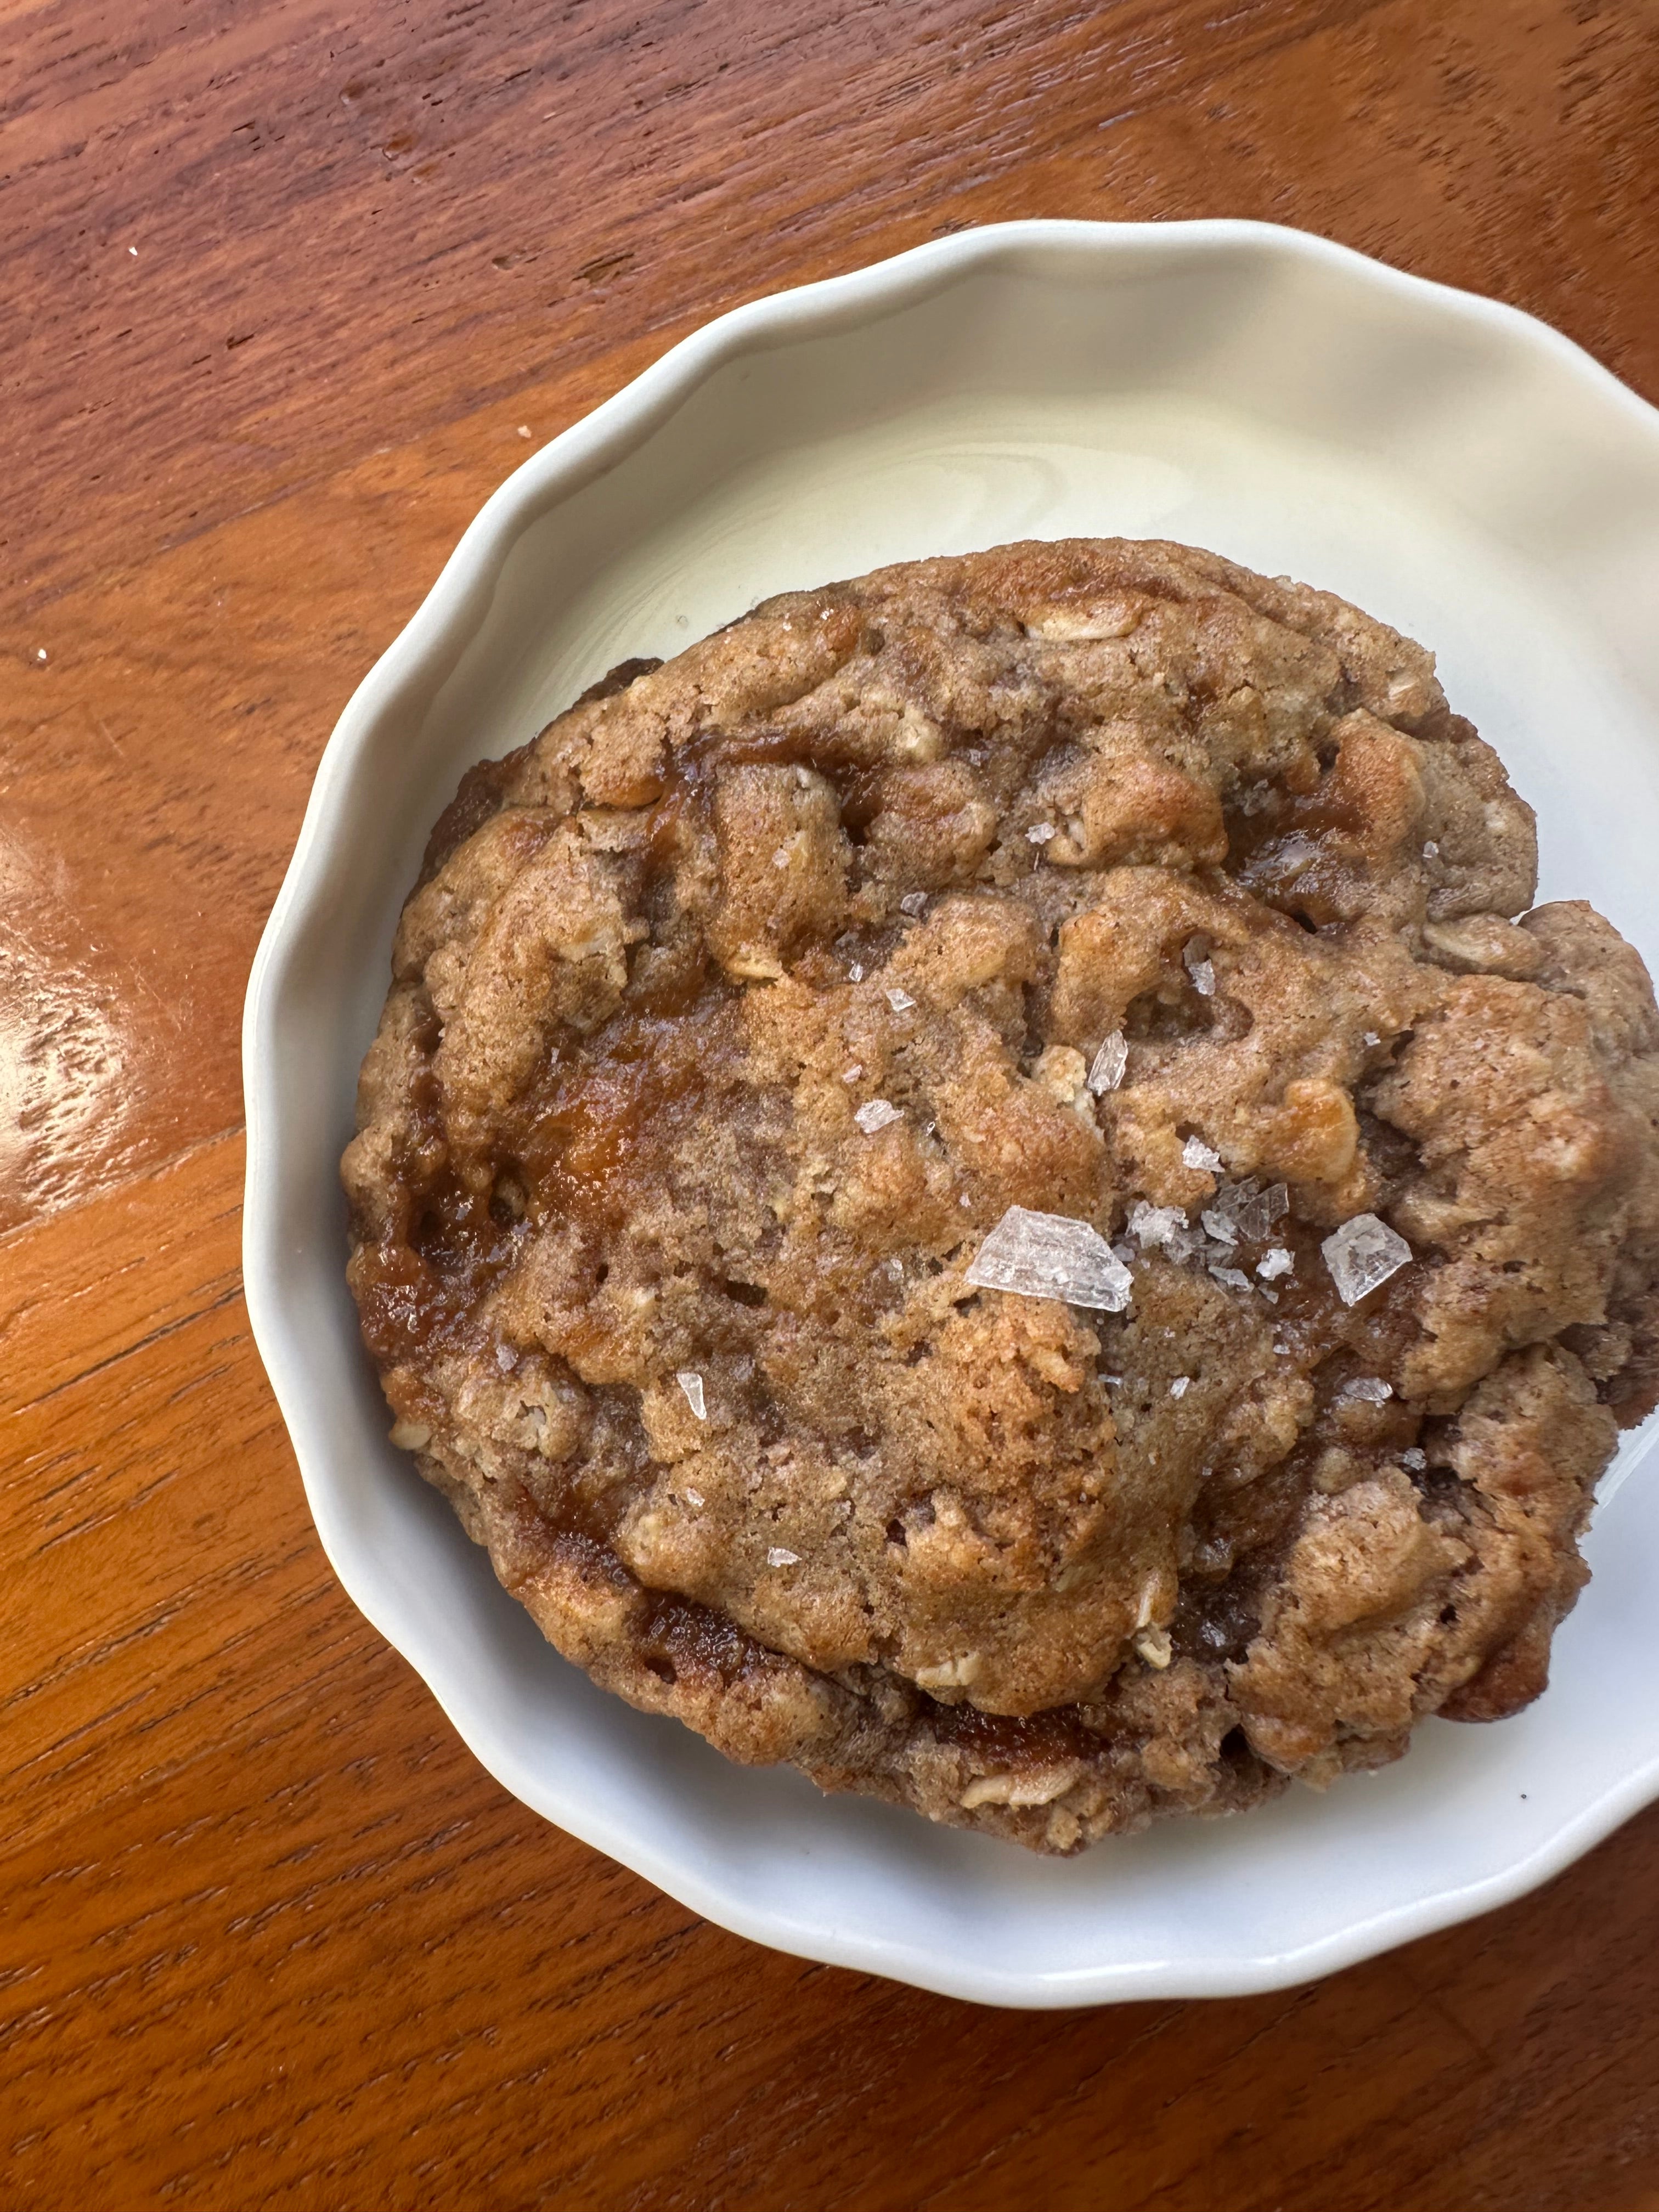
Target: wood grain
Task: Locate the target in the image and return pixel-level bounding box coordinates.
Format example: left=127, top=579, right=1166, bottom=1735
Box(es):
left=3, top=1, right=1658, bottom=2204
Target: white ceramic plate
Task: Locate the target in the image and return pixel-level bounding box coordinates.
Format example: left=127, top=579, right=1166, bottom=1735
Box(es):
left=244, top=220, right=1659, bottom=2008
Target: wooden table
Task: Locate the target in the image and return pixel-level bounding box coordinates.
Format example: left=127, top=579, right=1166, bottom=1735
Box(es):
left=5, top=2, right=1658, bottom=2203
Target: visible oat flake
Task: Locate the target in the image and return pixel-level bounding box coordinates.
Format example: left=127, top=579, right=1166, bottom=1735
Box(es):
left=1322, top=1214, right=1413, bottom=1305
left=966, top=1205, right=1133, bottom=1313
left=1087, top=1031, right=1128, bottom=1095
left=855, top=1098, right=903, bottom=1135
left=676, top=1370, right=707, bottom=1420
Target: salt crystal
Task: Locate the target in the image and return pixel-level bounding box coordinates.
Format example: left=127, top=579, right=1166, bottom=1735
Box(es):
left=1026, top=821, right=1056, bottom=844
left=885, top=987, right=917, bottom=1013
left=1182, top=1135, right=1223, bottom=1174
left=1257, top=1246, right=1294, bottom=1281
left=676, top=1370, right=707, bottom=1420
left=496, top=1342, right=519, bottom=1373
left=1259, top=1286, right=1279, bottom=1305
left=1209, top=1266, right=1253, bottom=1292
left=1363, top=1031, right=1380, bottom=1048
left=1128, top=1199, right=1186, bottom=1251
left=1322, top=1213, right=1413, bottom=1306
left=965, top=1204, right=1133, bottom=1313
left=842, top=1063, right=863, bottom=1082
left=1169, top=1376, right=1190, bottom=1398
left=899, top=891, right=929, bottom=915
left=848, top=962, right=865, bottom=982
left=684, top=1486, right=705, bottom=1506
left=772, top=845, right=792, bottom=870
left=1341, top=1376, right=1393, bottom=1403
left=1183, top=939, right=1216, bottom=996
left=1217, top=1179, right=1289, bottom=1242
left=766, top=1547, right=800, bottom=1567
left=855, top=1098, right=903, bottom=1135
left=1269, top=830, right=1319, bottom=876
left=35, top=648, right=48, bottom=663
left=1423, top=840, right=1440, bottom=860
left=517, top=424, right=532, bottom=438
left=1402, top=1447, right=1427, bottom=1471
left=1087, top=1031, right=1128, bottom=1095
left=1201, top=1209, right=1237, bottom=1246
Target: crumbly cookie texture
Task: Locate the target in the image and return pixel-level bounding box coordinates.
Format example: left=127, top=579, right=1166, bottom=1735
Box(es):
left=343, top=538, right=1659, bottom=1853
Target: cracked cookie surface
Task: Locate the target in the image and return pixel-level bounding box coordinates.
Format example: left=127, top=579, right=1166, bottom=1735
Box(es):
left=343, top=538, right=1659, bottom=1852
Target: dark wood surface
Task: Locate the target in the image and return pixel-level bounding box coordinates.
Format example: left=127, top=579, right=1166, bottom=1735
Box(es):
left=4, top=3, right=1658, bottom=2204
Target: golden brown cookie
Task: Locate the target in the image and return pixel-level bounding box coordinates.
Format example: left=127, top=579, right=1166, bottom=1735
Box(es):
left=343, top=539, right=1659, bottom=1853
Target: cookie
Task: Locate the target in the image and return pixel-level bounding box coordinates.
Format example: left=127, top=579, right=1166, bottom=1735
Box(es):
left=342, top=539, right=1659, bottom=1853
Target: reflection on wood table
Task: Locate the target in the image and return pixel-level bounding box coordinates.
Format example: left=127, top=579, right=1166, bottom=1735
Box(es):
left=3, top=1, right=1657, bottom=2205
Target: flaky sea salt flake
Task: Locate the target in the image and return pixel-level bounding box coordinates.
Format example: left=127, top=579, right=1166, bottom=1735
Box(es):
left=1257, top=1246, right=1294, bottom=1281
left=1201, top=1209, right=1237, bottom=1245
left=771, top=845, right=792, bottom=870
left=1127, top=1199, right=1186, bottom=1251
left=1342, top=1376, right=1393, bottom=1403
left=1026, top=821, right=1056, bottom=844
left=1423, top=840, right=1440, bottom=860
left=1402, top=1447, right=1427, bottom=1471
left=766, top=1547, right=800, bottom=1568
left=1087, top=1031, right=1128, bottom=1095
left=885, top=987, right=917, bottom=1013
left=847, top=961, right=865, bottom=982
left=842, top=1063, right=863, bottom=1082
left=1182, top=1135, right=1223, bottom=1174
left=1169, top=1376, right=1190, bottom=1398
left=1322, top=1213, right=1413, bottom=1306
left=683, top=1486, right=705, bottom=1507
left=1209, top=1266, right=1253, bottom=1292
left=899, top=891, right=928, bottom=915
left=855, top=1098, right=903, bottom=1135
left=1183, top=938, right=1216, bottom=996
left=965, top=1205, right=1133, bottom=1313
left=676, top=1370, right=707, bottom=1421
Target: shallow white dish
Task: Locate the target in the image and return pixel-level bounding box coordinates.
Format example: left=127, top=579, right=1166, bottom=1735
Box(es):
left=244, top=219, right=1659, bottom=2008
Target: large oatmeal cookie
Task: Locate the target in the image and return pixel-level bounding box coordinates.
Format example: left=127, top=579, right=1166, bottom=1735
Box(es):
left=342, top=538, right=1659, bottom=1853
